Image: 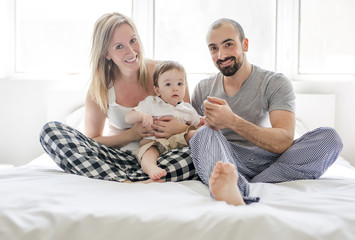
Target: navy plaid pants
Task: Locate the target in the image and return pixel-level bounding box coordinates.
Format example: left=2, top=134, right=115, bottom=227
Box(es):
left=39, top=121, right=199, bottom=182
left=190, top=126, right=343, bottom=203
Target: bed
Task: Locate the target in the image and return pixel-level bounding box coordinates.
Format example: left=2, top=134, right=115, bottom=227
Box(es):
left=1, top=94, right=355, bottom=240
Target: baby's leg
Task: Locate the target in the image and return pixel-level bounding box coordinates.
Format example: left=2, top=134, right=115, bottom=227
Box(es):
left=185, top=129, right=197, bottom=143
left=141, top=146, right=167, bottom=180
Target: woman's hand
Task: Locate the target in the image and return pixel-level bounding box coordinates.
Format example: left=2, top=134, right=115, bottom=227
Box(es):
left=130, top=121, right=154, bottom=141
left=152, top=116, right=188, bottom=138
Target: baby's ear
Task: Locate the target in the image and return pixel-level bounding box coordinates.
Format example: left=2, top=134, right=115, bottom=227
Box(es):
left=153, top=86, right=161, bottom=96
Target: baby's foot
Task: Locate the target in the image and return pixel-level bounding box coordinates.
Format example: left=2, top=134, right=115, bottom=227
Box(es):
left=147, top=166, right=167, bottom=180
left=209, top=161, right=245, bottom=206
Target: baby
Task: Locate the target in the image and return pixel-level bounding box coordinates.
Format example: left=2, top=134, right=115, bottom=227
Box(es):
left=125, top=60, right=203, bottom=180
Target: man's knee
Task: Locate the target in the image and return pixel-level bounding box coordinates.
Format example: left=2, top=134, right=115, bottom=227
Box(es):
left=318, top=127, right=343, bottom=152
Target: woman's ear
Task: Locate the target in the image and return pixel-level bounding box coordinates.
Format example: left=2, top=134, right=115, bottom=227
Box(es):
left=105, top=52, right=111, bottom=60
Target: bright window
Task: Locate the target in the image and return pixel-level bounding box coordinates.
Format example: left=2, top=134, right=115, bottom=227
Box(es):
left=299, top=0, right=355, bottom=74
left=15, top=0, right=132, bottom=74
left=154, top=0, right=276, bottom=74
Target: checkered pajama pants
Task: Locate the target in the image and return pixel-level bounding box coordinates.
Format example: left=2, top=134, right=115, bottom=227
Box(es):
left=39, top=121, right=199, bottom=182
left=190, top=126, right=343, bottom=204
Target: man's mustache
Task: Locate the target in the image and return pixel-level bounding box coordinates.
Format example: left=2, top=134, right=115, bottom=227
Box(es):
left=217, top=56, right=236, bottom=65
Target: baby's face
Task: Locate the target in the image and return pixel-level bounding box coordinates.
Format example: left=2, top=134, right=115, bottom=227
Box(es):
left=155, top=69, right=186, bottom=106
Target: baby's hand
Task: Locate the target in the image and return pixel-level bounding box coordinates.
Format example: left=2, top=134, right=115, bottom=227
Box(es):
left=142, top=114, right=153, bottom=128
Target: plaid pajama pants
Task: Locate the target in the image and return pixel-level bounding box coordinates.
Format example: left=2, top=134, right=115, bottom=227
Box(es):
left=190, top=126, right=343, bottom=204
left=39, top=121, right=199, bottom=182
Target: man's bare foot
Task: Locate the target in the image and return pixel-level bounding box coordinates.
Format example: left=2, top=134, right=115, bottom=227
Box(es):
left=209, top=161, right=245, bottom=206
left=146, top=166, right=167, bottom=180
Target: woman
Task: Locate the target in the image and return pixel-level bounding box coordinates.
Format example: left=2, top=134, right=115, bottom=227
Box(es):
left=40, top=12, right=198, bottom=182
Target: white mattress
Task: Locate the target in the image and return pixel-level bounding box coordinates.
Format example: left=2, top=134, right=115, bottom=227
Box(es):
left=1, top=154, right=355, bottom=240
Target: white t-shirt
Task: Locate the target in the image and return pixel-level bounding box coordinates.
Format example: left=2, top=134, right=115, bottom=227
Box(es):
left=192, top=64, right=295, bottom=146
left=134, top=96, right=201, bottom=127
left=106, top=87, right=139, bottom=152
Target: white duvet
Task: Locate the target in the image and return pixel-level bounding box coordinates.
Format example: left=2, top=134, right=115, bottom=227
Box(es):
left=0, top=154, right=355, bottom=240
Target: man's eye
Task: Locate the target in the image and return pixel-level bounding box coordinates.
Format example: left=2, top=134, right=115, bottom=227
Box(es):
left=210, top=47, right=216, bottom=52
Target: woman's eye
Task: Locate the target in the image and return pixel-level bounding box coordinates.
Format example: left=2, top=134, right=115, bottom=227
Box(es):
left=116, top=44, right=123, bottom=50
left=130, top=38, right=137, bottom=44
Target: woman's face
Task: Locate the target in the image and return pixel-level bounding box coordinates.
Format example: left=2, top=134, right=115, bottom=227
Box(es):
left=106, top=23, right=141, bottom=75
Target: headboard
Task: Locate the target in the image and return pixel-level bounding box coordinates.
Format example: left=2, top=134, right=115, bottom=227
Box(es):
left=46, top=90, right=336, bottom=135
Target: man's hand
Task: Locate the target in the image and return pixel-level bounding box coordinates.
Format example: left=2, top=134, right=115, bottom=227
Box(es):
left=203, top=96, right=237, bottom=130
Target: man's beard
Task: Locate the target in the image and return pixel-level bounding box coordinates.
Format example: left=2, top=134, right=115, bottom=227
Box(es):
left=217, top=56, right=243, bottom=77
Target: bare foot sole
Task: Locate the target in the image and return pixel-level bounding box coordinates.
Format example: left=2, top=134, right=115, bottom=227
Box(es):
left=209, top=161, right=245, bottom=206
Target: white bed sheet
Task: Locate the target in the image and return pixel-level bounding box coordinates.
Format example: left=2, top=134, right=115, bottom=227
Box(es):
left=1, top=154, right=355, bottom=240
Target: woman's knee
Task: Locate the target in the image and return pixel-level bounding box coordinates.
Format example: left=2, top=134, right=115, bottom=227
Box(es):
left=40, top=121, right=62, bottom=136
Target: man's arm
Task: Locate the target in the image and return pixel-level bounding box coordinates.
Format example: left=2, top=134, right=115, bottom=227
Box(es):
left=204, top=96, right=295, bottom=154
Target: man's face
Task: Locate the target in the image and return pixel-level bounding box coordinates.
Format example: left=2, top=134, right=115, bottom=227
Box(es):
left=206, top=23, right=248, bottom=76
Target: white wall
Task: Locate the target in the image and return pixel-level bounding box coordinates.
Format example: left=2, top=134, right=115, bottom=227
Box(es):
left=0, top=78, right=354, bottom=166
left=0, top=79, right=87, bottom=166
left=0, top=80, right=49, bottom=166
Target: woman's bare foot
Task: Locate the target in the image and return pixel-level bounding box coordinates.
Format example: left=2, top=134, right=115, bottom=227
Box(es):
left=209, top=161, right=245, bottom=206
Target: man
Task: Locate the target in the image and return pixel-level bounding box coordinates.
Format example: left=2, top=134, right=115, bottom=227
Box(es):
left=189, top=18, right=343, bottom=205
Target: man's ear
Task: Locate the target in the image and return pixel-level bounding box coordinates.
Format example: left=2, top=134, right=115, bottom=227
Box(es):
left=242, top=38, right=249, bottom=52
left=154, top=86, right=161, bottom=96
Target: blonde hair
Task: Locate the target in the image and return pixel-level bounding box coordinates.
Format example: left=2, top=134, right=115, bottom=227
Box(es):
left=88, top=12, right=148, bottom=113
left=153, top=60, right=186, bottom=87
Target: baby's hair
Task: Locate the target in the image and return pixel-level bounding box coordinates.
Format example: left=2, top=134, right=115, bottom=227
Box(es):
left=153, top=60, right=186, bottom=87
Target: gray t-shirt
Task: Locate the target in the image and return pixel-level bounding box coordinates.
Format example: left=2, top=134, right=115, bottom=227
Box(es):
left=191, top=65, right=295, bottom=146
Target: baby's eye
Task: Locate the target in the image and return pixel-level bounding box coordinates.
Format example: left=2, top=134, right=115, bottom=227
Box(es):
left=178, top=82, right=184, bottom=86
left=165, top=83, right=171, bottom=87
